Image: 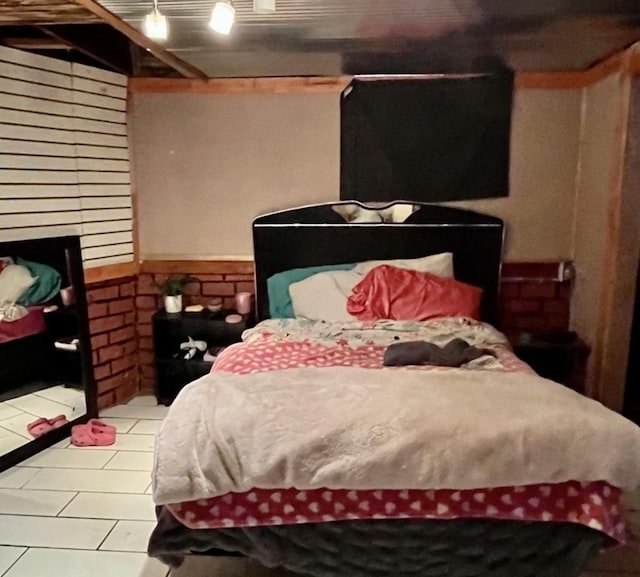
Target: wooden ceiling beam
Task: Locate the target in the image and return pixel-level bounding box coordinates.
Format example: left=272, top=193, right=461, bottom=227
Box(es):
left=71, top=0, right=208, bottom=79
left=38, top=24, right=133, bottom=76
left=2, top=36, right=70, bottom=50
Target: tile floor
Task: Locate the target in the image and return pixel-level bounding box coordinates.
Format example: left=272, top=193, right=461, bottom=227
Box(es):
left=0, top=394, right=637, bottom=577
left=0, top=385, right=86, bottom=454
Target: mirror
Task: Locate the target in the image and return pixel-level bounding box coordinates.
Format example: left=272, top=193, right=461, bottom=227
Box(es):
left=0, top=235, right=96, bottom=471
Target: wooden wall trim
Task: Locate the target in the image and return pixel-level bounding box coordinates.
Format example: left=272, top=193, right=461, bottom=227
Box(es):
left=514, top=72, right=592, bottom=90
left=130, top=70, right=621, bottom=95
left=128, top=76, right=352, bottom=94
left=592, top=72, right=633, bottom=411
left=140, top=259, right=254, bottom=275
left=85, top=261, right=138, bottom=285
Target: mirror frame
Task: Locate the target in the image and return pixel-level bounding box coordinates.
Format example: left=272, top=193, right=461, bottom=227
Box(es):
left=0, top=235, right=97, bottom=472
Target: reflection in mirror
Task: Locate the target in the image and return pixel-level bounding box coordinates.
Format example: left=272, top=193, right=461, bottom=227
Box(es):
left=0, top=236, right=94, bottom=467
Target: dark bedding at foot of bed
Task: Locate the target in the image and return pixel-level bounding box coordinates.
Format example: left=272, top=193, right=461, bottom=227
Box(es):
left=149, top=505, right=607, bottom=577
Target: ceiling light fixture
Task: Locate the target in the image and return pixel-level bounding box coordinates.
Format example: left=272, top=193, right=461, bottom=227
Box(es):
left=143, top=0, right=168, bottom=41
left=209, top=1, right=235, bottom=35
left=254, top=0, right=275, bottom=14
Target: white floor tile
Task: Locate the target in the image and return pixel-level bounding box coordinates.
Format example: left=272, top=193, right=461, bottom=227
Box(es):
left=0, top=412, right=43, bottom=440
left=3, top=549, right=168, bottom=577
left=0, top=514, right=114, bottom=549
left=100, top=520, right=156, bottom=552
left=0, top=546, right=25, bottom=575
left=34, top=385, right=86, bottom=408
left=59, top=492, right=156, bottom=521
left=67, top=433, right=155, bottom=452
left=0, top=488, right=76, bottom=516
left=21, top=447, right=116, bottom=469
left=0, top=468, right=40, bottom=489
left=5, top=395, right=72, bottom=420
left=145, top=483, right=153, bottom=495
left=0, top=428, right=29, bottom=454
left=104, top=451, right=154, bottom=472
left=99, top=417, right=138, bottom=433
left=0, top=404, right=22, bottom=422
left=24, top=468, right=151, bottom=494
left=129, top=420, right=161, bottom=435
left=100, top=405, right=168, bottom=420
left=127, top=396, right=159, bottom=407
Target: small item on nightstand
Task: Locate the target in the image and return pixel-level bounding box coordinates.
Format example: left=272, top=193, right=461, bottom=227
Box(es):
left=60, top=285, right=75, bottom=306
left=179, top=336, right=208, bottom=360
left=207, top=298, right=223, bottom=314
left=225, top=313, right=243, bottom=324
left=235, top=292, right=253, bottom=315
left=54, top=337, right=79, bottom=352
left=184, top=304, right=204, bottom=313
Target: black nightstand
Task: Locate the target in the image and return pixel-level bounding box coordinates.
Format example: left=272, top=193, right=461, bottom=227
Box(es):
left=511, top=332, right=590, bottom=394
left=152, top=309, right=250, bottom=405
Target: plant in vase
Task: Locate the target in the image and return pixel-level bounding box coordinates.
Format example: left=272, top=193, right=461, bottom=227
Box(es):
left=154, top=275, right=197, bottom=313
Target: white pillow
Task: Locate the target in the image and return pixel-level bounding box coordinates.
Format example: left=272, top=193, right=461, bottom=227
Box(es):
left=0, top=264, right=36, bottom=305
left=290, top=270, right=361, bottom=321
left=353, top=252, right=454, bottom=278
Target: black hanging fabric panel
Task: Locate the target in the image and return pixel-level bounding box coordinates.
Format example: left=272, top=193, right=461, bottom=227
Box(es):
left=340, top=73, right=514, bottom=203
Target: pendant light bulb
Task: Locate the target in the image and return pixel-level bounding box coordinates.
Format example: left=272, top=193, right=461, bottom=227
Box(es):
left=209, top=1, right=235, bottom=35
left=143, top=0, right=168, bottom=41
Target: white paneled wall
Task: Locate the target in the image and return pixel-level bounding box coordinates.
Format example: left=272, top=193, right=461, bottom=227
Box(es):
left=0, top=45, right=133, bottom=269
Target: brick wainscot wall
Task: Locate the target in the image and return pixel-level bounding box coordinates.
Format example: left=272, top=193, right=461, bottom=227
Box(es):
left=86, top=276, right=139, bottom=410
left=86, top=260, right=575, bottom=407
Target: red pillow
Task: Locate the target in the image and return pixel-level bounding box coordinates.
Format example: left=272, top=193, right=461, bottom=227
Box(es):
left=347, top=265, right=482, bottom=321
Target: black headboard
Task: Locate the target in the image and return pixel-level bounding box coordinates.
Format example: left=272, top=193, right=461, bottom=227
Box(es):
left=253, top=201, right=504, bottom=325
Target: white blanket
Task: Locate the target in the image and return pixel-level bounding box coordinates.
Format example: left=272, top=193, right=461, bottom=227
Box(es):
left=153, top=365, right=640, bottom=505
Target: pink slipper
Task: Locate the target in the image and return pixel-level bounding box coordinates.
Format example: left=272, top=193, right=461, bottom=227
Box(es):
left=71, top=423, right=116, bottom=447
left=87, top=419, right=116, bottom=435
left=48, top=414, right=69, bottom=429
left=27, top=417, right=54, bottom=438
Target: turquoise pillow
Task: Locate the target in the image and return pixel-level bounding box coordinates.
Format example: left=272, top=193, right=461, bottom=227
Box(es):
left=268, top=263, right=355, bottom=318
left=16, top=257, right=62, bottom=306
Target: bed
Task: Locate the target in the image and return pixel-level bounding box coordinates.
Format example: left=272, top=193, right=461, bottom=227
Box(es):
left=148, top=202, right=640, bottom=577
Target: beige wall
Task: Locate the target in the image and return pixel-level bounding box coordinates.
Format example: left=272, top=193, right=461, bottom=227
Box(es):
left=450, top=89, right=582, bottom=261
left=130, top=87, right=582, bottom=261
left=130, top=93, right=339, bottom=259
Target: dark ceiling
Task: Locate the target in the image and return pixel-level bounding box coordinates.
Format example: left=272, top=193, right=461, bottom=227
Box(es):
left=1, top=0, right=640, bottom=78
